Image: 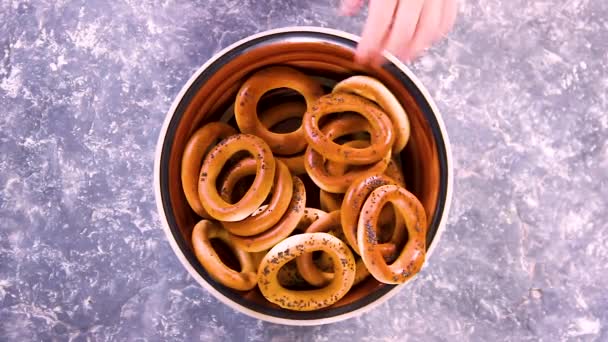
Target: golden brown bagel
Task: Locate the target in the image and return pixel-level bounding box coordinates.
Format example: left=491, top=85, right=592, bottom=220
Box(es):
left=235, top=66, right=323, bottom=155
left=295, top=210, right=396, bottom=287
left=191, top=220, right=257, bottom=291
left=181, top=122, right=237, bottom=218
left=229, top=176, right=306, bottom=252
left=257, top=232, right=356, bottom=311
left=220, top=159, right=294, bottom=236
left=304, top=115, right=391, bottom=193
left=258, top=101, right=308, bottom=175
left=259, top=101, right=307, bottom=132
left=341, top=174, right=404, bottom=255
left=302, top=92, right=394, bottom=165
left=198, top=134, right=276, bottom=222
left=333, top=75, right=410, bottom=153
left=358, top=185, right=427, bottom=284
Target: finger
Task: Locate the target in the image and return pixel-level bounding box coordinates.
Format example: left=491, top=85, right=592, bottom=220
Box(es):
left=340, top=0, right=364, bottom=16
left=402, top=0, right=444, bottom=61
left=355, top=0, right=398, bottom=65
left=382, top=0, right=425, bottom=62
left=436, top=0, right=458, bottom=41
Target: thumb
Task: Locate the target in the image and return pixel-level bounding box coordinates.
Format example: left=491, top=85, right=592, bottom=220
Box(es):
left=340, top=0, right=364, bottom=16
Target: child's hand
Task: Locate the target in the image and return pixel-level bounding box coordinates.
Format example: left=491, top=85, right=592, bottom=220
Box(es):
left=341, top=0, right=458, bottom=64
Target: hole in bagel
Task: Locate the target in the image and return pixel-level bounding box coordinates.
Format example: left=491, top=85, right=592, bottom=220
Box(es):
left=227, top=151, right=253, bottom=166
left=313, top=251, right=334, bottom=273
left=269, top=117, right=303, bottom=134
left=334, top=132, right=371, bottom=146
left=376, top=202, right=409, bottom=264
left=394, top=227, right=409, bottom=259
left=210, top=238, right=242, bottom=272
left=228, top=175, right=256, bottom=204
left=258, top=87, right=304, bottom=105
left=312, top=250, right=324, bottom=261
left=257, top=88, right=306, bottom=134
left=377, top=204, right=398, bottom=243
left=216, top=151, right=256, bottom=203
left=278, top=260, right=314, bottom=291
left=299, top=174, right=320, bottom=208
left=317, top=111, right=365, bottom=130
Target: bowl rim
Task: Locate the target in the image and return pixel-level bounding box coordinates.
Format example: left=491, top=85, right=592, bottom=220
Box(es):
left=154, top=26, right=454, bottom=326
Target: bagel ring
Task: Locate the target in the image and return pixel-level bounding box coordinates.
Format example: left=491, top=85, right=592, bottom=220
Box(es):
left=325, top=140, right=372, bottom=177
left=326, top=144, right=405, bottom=189
left=258, top=101, right=308, bottom=175
left=229, top=176, right=306, bottom=252
left=314, top=251, right=382, bottom=286
left=277, top=261, right=309, bottom=288
left=191, top=220, right=257, bottom=291
left=330, top=154, right=406, bottom=246
left=341, top=174, right=406, bottom=255
left=306, top=145, right=387, bottom=193
left=220, top=159, right=294, bottom=236
left=327, top=150, right=406, bottom=247
left=181, top=122, right=237, bottom=218
left=257, top=232, right=356, bottom=311
left=259, top=101, right=307, bottom=132
left=295, top=210, right=396, bottom=287
left=251, top=249, right=308, bottom=288
left=319, top=140, right=369, bottom=213
left=303, top=92, right=394, bottom=165
left=198, top=134, right=276, bottom=222
left=276, top=208, right=328, bottom=288
left=318, top=189, right=402, bottom=250
left=235, top=66, right=324, bottom=155
left=318, top=194, right=402, bottom=249
left=358, top=185, right=428, bottom=284
left=305, top=115, right=391, bottom=193
left=333, top=75, right=411, bottom=153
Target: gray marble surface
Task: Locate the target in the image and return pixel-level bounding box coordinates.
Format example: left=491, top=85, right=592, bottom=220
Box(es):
left=1, top=0, right=607, bottom=340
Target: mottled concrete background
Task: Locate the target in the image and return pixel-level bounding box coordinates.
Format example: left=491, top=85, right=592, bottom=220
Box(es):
left=1, top=0, right=606, bottom=341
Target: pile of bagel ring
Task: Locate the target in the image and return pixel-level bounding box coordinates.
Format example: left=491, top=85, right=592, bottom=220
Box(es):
left=181, top=66, right=428, bottom=312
